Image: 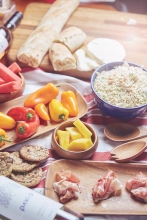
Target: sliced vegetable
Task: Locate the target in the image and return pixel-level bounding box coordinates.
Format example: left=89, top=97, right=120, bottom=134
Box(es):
left=73, top=119, right=92, bottom=140
left=8, top=62, right=21, bottom=74
left=7, top=107, right=36, bottom=122
left=57, top=130, right=70, bottom=149
left=0, top=62, right=21, bottom=83
left=61, top=90, right=78, bottom=117
left=67, top=138, right=93, bottom=151
left=0, top=128, right=12, bottom=147
left=0, top=112, right=16, bottom=129
left=66, top=127, right=83, bottom=140
left=24, top=83, right=59, bottom=108
left=0, top=81, right=21, bottom=93
left=34, top=103, right=50, bottom=121
left=49, top=99, right=69, bottom=122
left=16, top=114, right=40, bottom=139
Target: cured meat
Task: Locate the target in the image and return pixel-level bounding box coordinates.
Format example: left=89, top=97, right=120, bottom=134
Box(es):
left=56, top=169, right=80, bottom=183
left=126, top=172, right=147, bottom=203
left=53, top=169, right=82, bottom=203
left=131, top=187, right=147, bottom=203
left=92, top=170, right=122, bottom=202
left=126, top=172, right=147, bottom=192
left=53, top=179, right=81, bottom=204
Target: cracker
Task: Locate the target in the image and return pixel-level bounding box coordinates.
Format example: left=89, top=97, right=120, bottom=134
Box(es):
left=20, top=145, right=49, bottom=162
left=10, top=167, right=42, bottom=187
left=0, top=152, right=13, bottom=176
left=11, top=151, right=39, bottom=172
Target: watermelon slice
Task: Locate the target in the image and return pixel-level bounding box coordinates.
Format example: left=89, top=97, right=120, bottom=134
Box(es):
left=8, top=62, right=22, bottom=74
left=0, top=63, right=21, bottom=83
left=0, top=77, right=5, bottom=85
left=0, top=81, right=21, bottom=93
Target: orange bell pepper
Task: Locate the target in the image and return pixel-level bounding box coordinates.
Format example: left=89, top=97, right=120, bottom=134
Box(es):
left=61, top=90, right=78, bottom=117
left=24, top=83, right=59, bottom=108
left=34, top=103, right=50, bottom=121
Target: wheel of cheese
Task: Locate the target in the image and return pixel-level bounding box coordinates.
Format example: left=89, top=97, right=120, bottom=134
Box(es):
left=87, top=38, right=126, bottom=64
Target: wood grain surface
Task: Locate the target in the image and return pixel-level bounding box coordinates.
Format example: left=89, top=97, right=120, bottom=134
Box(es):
left=7, top=2, right=147, bottom=79
left=45, top=159, right=147, bottom=215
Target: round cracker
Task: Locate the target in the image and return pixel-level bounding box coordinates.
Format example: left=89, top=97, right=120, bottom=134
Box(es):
left=10, top=167, right=42, bottom=187
left=0, top=152, right=13, bottom=176
left=20, top=145, right=49, bottom=162
left=11, top=151, right=39, bottom=172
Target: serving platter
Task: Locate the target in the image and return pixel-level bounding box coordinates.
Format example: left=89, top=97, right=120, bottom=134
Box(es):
left=45, top=159, right=147, bottom=215
left=0, top=83, right=88, bottom=151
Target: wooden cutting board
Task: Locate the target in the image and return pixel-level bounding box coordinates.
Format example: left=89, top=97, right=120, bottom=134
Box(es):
left=7, top=3, right=147, bottom=79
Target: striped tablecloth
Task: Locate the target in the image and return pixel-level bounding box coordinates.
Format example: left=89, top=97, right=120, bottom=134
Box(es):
left=7, top=67, right=147, bottom=220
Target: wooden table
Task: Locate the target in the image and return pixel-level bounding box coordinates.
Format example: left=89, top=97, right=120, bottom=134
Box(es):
left=4, top=1, right=147, bottom=79
left=1, top=0, right=116, bottom=67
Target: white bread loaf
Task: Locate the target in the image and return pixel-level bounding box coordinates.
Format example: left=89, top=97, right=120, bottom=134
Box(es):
left=17, top=0, right=80, bottom=68
left=49, top=43, right=77, bottom=71
left=54, top=26, right=87, bottom=53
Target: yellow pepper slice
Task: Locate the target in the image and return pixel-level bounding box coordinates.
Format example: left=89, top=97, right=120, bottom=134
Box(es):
left=34, top=103, right=50, bottom=121
left=0, top=112, right=16, bottom=129
left=61, top=90, right=78, bottom=117
left=0, top=128, right=12, bottom=147
left=49, top=99, right=69, bottom=122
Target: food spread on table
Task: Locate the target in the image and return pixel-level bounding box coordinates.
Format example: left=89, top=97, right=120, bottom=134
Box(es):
left=0, top=0, right=147, bottom=219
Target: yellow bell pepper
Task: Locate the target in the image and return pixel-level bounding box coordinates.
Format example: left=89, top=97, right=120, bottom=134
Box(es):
left=0, top=112, right=16, bottom=129
left=49, top=99, right=69, bottom=122
left=0, top=128, right=12, bottom=147
left=61, top=90, right=78, bottom=117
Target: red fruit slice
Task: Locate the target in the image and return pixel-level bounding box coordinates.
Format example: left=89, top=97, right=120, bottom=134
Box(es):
left=8, top=62, right=22, bottom=74
left=0, top=63, right=21, bottom=82
left=0, top=81, right=21, bottom=93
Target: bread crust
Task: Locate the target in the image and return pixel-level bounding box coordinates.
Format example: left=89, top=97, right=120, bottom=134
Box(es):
left=17, top=0, right=80, bottom=68
left=49, top=43, right=77, bottom=71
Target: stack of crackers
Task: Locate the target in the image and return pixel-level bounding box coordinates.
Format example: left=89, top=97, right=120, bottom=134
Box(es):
left=0, top=145, right=49, bottom=187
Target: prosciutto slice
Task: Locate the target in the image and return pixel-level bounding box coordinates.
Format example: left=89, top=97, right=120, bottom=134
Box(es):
left=53, top=179, right=81, bottom=203
left=53, top=169, right=82, bottom=203
left=126, top=172, right=147, bottom=203
left=92, top=170, right=122, bottom=202
left=126, top=172, right=147, bottom=192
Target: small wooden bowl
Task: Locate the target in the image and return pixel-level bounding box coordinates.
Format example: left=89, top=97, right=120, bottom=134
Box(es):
left=0, top=73, right=25, bottom=103
left=52, top=120, right=98, bottom=160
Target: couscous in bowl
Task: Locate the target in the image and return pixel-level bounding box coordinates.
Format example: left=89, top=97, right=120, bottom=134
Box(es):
left=91, top=61, right=147, bottom=119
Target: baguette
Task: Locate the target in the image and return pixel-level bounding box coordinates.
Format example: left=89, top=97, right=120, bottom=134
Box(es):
left=17, top=0, right=80, bottom=68
left=54, top=26, right=87, bottom=52
left=49, top=43, right=77, bottom=71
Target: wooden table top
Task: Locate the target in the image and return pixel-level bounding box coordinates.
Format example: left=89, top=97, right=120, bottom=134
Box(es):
left=4, top=1, right=147, bottom=79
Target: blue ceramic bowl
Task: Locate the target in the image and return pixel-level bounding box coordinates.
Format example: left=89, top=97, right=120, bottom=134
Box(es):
left=91, top=61, right=147, bottom=119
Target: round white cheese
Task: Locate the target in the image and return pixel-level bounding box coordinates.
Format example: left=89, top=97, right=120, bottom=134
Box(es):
left=87, top=38, right=126, bottom=64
